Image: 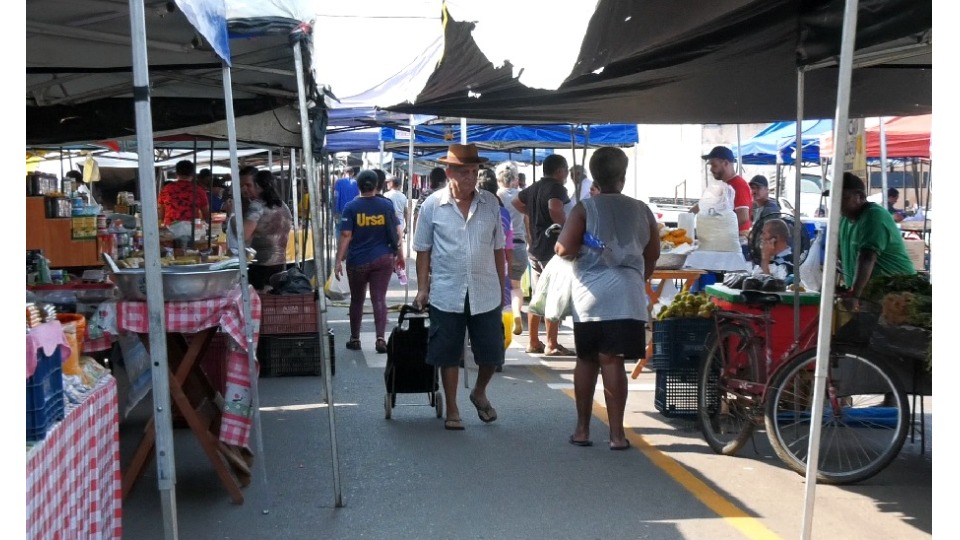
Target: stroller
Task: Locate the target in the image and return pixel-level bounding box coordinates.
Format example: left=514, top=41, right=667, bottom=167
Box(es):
left=383, top=305, right=443, bottom=419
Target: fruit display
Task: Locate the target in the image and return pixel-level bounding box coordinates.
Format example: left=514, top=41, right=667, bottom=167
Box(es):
left=658, top=224, right=694, bottom=250
left=655, top=290, right=717, bottom=320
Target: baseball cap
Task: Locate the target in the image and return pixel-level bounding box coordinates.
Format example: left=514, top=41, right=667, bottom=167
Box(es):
left=749, top=175, right=768, bottom=188
left=702, top=146, right=736, bottom=161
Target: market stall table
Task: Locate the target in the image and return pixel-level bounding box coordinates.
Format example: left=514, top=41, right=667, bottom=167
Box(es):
left=630, top=269, right=705, bottom=379
left=95, top=285, right=261, bottom=504
left=26, top=375, right=122, bottom=539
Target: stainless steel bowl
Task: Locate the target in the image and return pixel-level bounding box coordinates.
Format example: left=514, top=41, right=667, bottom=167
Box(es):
left=111, top=268, right=240, bottom=301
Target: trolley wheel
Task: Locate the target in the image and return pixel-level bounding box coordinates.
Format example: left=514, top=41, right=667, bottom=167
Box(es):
left=384, top=393, right=392, bottom=420
left=697, top=323, right=760, bottom=456
left=429, top=393, right=435, bottom=406
left=435, top=394, right=444, bottom=419
left=764, top=346, right=909, bottom=485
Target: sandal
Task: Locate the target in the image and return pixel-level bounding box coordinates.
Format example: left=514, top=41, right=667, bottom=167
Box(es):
left=346, top=337, right=361, bottom=350
left=375, top=337, right=388, bottom=354
left=545, top=345, right=576, bottom=357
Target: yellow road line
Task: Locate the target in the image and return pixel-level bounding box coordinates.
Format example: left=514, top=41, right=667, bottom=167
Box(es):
left=528, top=365, right=781, bottom=540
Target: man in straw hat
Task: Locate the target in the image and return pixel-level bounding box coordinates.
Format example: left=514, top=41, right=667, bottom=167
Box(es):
left=412, top=144, right=506, bottom=431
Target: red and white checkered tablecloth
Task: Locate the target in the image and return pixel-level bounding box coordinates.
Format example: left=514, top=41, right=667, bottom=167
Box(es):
left=26, top=375, right=121, bottom=540
left=92, top=285, right=261, bottom=447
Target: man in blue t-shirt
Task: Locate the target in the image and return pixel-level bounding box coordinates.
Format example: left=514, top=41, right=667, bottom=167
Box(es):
left=333, top=166, right=360, bottom=233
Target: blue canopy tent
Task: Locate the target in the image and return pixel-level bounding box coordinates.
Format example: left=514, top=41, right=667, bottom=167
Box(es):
left=379, top=123, right=638, bottom=151
left=737, top=119, right=834, bottom=165
left=393, top=148, right=553, bottom=164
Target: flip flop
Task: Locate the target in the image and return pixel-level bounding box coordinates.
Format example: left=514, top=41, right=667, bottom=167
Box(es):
left=610, top=439, right=632, bottom=451
left=568, top=435, right=593, bottom=447
left=524, top=343, right=546, bottom=354
left=545, top=345, right=576, bottom=357
left=444, top=418, right=465, bottom=431
left=469, top=393, right=498, bottom=423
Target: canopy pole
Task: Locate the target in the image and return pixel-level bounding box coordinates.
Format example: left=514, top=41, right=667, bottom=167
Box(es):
left=801, top=0, right=859, bottom=537
left=208, top=140, right=215, bottom=247
left=879, top=118, right=889, bottom=205
left=461, top=117, right=467, bottom=144
left=405, top=115, right=416, bottom=304
left=128, top=0, right=178, bottom=536
left=292, top=37, right=344, bottom=508
left=793, top=69, right=805, bottom=341
left=570, top=126, right=578, bottom=203
left=290, top=147, right=301, bottom=266
left=222, top=63, right=273, bottom=513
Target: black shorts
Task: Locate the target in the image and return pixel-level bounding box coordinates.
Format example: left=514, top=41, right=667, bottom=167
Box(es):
left=573, top=319, right=646, bottom=361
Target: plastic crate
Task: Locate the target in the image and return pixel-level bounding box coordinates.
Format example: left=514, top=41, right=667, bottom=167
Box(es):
left=649, top=317, right=714, bottom=370
left=26, top=348, right=66, bottom=442
left=257, top=333, right=327, bottom=377
left=260, top=292, right=319, bottom=335
left=654, top=367, right=715, bottom=418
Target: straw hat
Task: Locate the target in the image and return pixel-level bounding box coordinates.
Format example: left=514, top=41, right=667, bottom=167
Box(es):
left=437, top=143, right=489, bottom=165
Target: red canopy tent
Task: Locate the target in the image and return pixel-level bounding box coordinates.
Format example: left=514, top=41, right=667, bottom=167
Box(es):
left=821, top=114, right=931, bottom=158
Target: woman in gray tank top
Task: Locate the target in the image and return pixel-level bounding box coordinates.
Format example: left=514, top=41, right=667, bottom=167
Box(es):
left=555, top=147, right=660, bottom=450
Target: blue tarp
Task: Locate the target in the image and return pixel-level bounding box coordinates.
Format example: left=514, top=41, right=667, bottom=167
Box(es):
left=393, top=148, right=553, bottom=164
left=380, top=124, right=638, bottom=150
left=738, top=120, right=833, bottom=165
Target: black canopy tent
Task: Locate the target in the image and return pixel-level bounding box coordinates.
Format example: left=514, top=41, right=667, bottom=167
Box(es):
left=383, top=0, right=930, bottom=124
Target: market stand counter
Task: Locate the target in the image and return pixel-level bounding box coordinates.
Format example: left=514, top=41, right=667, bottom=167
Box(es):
left=93, top=285, right=261, bottom=504
left=26, top=358, right=121, bottom=539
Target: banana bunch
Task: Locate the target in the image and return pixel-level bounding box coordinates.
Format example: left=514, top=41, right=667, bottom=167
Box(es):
left=658, top=223, right=693, bottom=250
left=656, top=290, right=717, bottom=320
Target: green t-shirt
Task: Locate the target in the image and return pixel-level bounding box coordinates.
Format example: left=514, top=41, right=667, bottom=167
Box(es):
left=838, top=202, right=916, bottom=287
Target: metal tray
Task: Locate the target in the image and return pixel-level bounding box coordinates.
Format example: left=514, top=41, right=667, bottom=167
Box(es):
left=111, top=268, right=239, bottom=301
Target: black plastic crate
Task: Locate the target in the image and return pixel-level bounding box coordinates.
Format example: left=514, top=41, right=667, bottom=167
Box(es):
left=653, top=367, right=716, bottom=418
left=649, top=318, right=714, bottom=370
left=257, top=333, right=329, bottom=377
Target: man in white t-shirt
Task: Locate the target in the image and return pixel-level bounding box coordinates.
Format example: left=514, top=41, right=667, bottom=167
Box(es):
left=571, top=164, right=593, bottom=203
left=383, top=175, right=409, bottom=237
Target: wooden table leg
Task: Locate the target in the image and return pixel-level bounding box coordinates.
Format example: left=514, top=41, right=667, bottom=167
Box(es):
left=122, top=328, right=245, bottom=504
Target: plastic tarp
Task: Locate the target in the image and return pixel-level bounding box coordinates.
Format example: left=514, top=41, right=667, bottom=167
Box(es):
left=738, top=120, right=834, bottom=165
left=820, top=114, right=931, bottom=159
left=392, top=148, right=554, bottom=164
left=26, top=0, right=315, bottom=145
left=379, top=124, right=638, bottom=150
left=376, top=0, right=930, bottom=124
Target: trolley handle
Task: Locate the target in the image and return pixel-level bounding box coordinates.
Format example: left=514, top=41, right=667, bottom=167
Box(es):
left=399, top=303, right=430, bottom=323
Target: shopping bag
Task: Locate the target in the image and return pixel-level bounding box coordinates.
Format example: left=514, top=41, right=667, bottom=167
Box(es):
left=324, top=273, right=351, bottom=301
left=502, top=311, right=514, bottom=349
left=543, top=257, right=575, bottom=322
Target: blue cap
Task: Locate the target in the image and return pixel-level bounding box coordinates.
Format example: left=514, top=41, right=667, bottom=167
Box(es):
left=702, top=146, right=736, bottom=161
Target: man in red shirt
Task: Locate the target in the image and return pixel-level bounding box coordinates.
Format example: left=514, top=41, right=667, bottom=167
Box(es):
left=691, top=146, right=752, bottom=239
left=158, top=160, right=210, bottom=228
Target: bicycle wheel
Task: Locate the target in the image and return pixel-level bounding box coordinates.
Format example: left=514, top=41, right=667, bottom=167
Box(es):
left=698, top=323, right=760, bottom=455
left=764, top=346, right=909, bottom=484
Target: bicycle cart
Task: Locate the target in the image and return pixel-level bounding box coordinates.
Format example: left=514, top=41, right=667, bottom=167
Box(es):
left=696, top=284, right=926, bottom=485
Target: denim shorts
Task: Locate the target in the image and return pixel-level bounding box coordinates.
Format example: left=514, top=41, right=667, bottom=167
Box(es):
left=427, top=300, right=505, bottom=367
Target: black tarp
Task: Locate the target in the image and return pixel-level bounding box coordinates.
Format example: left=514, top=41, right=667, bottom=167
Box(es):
left=386, top=0, right=931, bottom=124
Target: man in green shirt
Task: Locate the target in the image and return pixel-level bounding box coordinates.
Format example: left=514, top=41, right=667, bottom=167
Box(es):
left=837, top=172, right=916, bottom=298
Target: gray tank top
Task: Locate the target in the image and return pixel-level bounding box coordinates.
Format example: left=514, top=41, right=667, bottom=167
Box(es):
left=571, top=194, right=653, bottom=322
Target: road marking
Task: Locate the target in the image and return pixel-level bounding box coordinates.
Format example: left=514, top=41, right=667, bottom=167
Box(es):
left=528, top=365, right=781, bottom=540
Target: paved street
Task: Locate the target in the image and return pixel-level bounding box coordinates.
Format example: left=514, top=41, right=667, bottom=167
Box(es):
left=118, top=265, right=933, bottom=539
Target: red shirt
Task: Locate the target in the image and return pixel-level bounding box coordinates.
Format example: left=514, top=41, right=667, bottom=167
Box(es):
left=158, top=180, right=210, bottom=227
left=727, top=175, right=753, bottom=233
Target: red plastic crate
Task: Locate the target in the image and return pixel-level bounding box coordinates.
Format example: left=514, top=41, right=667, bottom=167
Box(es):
left=260, top=292, right=320, bottom=335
